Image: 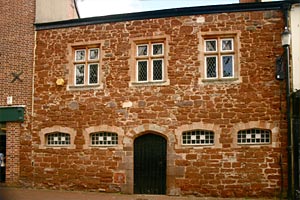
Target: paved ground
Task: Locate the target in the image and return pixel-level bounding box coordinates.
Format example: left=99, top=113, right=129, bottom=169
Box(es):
left=0, top=187, right=277, bottom=200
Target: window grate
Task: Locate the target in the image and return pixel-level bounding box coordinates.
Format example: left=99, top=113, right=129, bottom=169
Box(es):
left=89, top=64, right=98, bottom=84
left=206, top=56, right=217, bottom=78
left=237, top=129, right=271, bottom=144
left=182, top=130, right=214, bottom=145
left=47, top=132, right=70, bottom=146
left=138, top=61, right=148, bottom=81
left=152, top=59, right=163, bottom=81
left=91, top=132, right=118, bottom=146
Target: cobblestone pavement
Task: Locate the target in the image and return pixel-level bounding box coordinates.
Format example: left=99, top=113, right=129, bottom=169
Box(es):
left=0, top=187, right=277, bottom=200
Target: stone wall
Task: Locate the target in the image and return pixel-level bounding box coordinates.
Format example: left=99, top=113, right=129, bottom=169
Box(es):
left=33, top=10, right=287, bottom=197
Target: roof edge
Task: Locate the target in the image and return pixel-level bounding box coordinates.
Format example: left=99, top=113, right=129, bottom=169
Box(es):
left=35, top=1, right=289, bottom=31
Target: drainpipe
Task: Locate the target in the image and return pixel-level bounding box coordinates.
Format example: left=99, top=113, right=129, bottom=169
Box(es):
left=282, top=3, right=293, bottom=200
left=294, top=91, right=300, bottom=198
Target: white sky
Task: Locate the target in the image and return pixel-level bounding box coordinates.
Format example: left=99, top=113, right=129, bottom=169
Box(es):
left=76, top=0, right=239, bottom=18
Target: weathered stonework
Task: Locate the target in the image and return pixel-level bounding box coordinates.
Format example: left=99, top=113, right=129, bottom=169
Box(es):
left=33, top=8, right=287, bottom=198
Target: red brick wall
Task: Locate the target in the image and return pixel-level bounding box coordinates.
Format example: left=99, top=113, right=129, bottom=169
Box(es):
left=0, top=0, right=35, bottom=185
left=33, top=10, right=286, bottom=197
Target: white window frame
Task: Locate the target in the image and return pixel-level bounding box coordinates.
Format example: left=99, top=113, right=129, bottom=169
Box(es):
left=73, top=46, right=100, bottom=86
left=88, top=63, right=99, bottom=85
left=136, top=60, right=149, bottom=82
left=205, top=55, right=218, bottom=79
left=135, top=42, right=165, bottom=83
left=137, top=44, right=149, bottom=57
left=151, top=59, right=164, bottom=82
left=221, top=55, right=234, bottom=78
left=75, top=49, right=86, bottom=62
left=237, top=128, right=271, bottom=145
left=46, top=132, right=71, bottom=147
left=205, top=39, right=218, bottom=53
left=88, top=48, right=100, bottom=61
left=90, top=132, right=118, bottom=147
left=203, top=37, right=236, bottom=80
left=182, top=129, right=215, bottom=146
left=152, top=43, right=164, bottom=56
left=221, top=38, right=234, bottom=52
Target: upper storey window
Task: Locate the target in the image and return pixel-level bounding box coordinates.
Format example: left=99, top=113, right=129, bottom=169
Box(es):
left=67, top=43, right=103, bottom=91
left=74, top=47, right=100, bottom=86
left=130, top=37, right=169, bottom=86
left=136, top=42, right=164, bottom=82
left=201, top=33, right=239, bottom=82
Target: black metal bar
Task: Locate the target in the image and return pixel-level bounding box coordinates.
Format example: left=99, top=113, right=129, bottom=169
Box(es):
left=293, top=91, right=300, bottom=199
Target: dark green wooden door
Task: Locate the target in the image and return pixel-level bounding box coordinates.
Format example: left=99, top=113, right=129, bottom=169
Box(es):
left=134, top=134, right=166, bottom=194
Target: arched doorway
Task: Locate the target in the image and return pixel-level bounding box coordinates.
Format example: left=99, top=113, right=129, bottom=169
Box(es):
left=134, top=133, right=166, bottom=194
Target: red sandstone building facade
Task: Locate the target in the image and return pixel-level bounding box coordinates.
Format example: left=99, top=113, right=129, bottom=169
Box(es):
left=1, top=0, right=296, bottom=198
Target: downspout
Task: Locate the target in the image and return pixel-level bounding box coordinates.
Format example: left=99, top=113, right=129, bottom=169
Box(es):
left=282, top=3, right=293, bottom=200
left=294, top=91, right=300, bottom=198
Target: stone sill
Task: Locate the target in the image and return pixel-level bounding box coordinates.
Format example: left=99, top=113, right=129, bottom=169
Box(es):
left=129, top=79, right=170, bottom=87
left=200, top=77, right=241, bottom=84
left=67, top=84, right=103, bottom=91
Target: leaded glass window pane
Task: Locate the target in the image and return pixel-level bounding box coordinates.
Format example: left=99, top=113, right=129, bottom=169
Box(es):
left=152, top=43, right=163, bottom=55
left=137, top=45, right=148, bottom=56
left=221, top=39, right=233, bottom=51
left=75, top=49, right=85, bottom=61
left=205, top=56, right=217, bottom=78
left=222, top=55, right=233, bottom=78
left=89, top=48, right=99, bottom=60
left=75, top=64, right=85, bottom=85
left=89, top=64, right=98, bottom=84
left=152, top=59, right=163, bottom=81
left=47, top=132, right=70, bottom=146
left=205, top=40, right=217, bottom=52
left=237, top=129, right=271, bottom=144
left=182, top=130, right=214, bottom=145
left=91, top=132, right=118, bottom=146
left=137, top=61, right=148, bottom=81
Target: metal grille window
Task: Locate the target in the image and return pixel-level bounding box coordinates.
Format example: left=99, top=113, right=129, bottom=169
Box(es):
left=90, top=132, right=118, bottom=146
left=73, top=46, right=100, bottom=86
left=204, top=37, right=235, bottom=79
left=135, top=42, right=165, bottom=82
left=46, top=132, right=70, bottom=146
left=237, top=129, right=271, bottom=144
left=182, top=130, right=214, bottom=145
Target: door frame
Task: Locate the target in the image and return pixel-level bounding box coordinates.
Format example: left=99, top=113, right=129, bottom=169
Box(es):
left=134, top=133, right=167, bottom=194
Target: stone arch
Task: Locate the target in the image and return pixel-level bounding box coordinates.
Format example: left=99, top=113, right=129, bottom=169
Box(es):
left=122, top=124, right=180, bottom=195
left=83, top=125, right=124, bottom=149
left=231, top=121, right=280, bottom=148
left=39, top=126, right=76, bottom=149
left=174, top=122, right=222, bottom=149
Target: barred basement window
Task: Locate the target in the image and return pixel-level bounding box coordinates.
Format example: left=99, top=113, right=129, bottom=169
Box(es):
left=237, top=129, right=271, bottom=144
left=90, top=132, right=118, bottom=146
left=182, top=130, right=214, bottom=145
left=46, top=132, right=70, bottom=146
